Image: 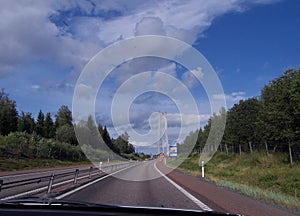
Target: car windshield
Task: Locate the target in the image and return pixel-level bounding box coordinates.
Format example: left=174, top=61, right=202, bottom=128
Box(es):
left=0, top=1, right=299, bottom=216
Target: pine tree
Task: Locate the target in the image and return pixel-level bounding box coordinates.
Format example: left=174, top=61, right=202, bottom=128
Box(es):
left=102, top=126, right=115, bottom=151
left=44, top=112, right=54, bottom=138
left=18, top=112, right=35, bottom=134
left=0, top=90, right=18, bottom=135
left=55, top=105, right=72, bottom=127
left=36, top=110, right=45, bottom=137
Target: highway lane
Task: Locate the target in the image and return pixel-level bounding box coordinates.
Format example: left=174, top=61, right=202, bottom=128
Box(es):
left=0, top=166, right=93, bottom=199
left=0, top=162, right=133, bottom=200
left=0, top=167, right=99, bottom=200
left=2, top=159, right=295, bottom=215
left=61, top=160, right=209, bottom=210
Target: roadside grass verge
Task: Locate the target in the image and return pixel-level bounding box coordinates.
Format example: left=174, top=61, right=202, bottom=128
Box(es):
left=216, top=179, right=300, bottom=211
left=167, top=152, right=300, bottom=211
left=0, top=158, right=91, bottom=172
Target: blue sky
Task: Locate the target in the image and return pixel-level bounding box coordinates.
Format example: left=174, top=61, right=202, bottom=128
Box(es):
left=0, top=0, right=299, bottom=154
left=197, top=0, right=300, bottom=97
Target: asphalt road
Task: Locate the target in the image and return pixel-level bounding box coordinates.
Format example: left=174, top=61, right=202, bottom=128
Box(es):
left=0, top=166, right=91, bottom=200
left=0, top=162, right=132, bottom=200
left=1, top=160, right=297, bottom=215
left=62, top=160, right=206, bottom=210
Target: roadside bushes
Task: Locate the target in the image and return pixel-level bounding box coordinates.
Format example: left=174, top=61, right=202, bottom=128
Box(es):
left=0, top=132, right=86, bottom=161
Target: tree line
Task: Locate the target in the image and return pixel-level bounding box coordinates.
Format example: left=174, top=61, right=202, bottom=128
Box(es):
left=179, top=68, right=300, bottom=164
left=75, top=115, right=136, bottom=161
left=0, top=90, right=136, bottom=161
left=0, top=94, right=84, bottom=160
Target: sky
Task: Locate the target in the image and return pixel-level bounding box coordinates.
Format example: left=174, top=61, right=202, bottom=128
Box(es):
left=0, top=0, right=299, bottom=154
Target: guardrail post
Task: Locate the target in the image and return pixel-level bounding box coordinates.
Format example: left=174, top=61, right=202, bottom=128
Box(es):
left=89, top=166, right=93, bottom=178
left=0, top=179, right=3, bottom=192
left=74, top=169, right=79, bottom=184
left=47, top=173, right=55, bottom=194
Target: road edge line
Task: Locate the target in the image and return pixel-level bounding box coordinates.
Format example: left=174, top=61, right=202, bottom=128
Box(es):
left=55, top=163, right=138, bottom=200
left=154, top=162, right=213, bottom=211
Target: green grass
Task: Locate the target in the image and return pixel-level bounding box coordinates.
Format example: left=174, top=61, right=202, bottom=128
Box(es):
left=0, top=158, right=91, bottom=172
left=167, top=152, right=300, bottom=211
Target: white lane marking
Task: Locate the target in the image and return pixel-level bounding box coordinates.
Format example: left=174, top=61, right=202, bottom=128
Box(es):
left=0, top=164, right=137, bottom=201
left=154, top=162, right=213, bottom=211
left=0, top=174, right=90, bottom=201
left=55, top=163, right=139, bottom=200
left=1, top=186, right=48, bottom=200
left=0, top=170, right=105, bottom=201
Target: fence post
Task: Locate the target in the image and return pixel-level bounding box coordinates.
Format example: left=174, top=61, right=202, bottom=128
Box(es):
left=74, top=169, right=79, bottom=184
left=47, top=173, right=55, bottom=194
left=0, top=179, right=3, bottom=192
left=201, top=161, right=205, bottom=178
left=99, top=161, right=102, bottom=174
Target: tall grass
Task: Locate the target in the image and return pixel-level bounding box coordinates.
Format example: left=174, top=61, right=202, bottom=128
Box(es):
left=167, top=152, right=300, bottom=211
left=217, top=180, right=299, bottom=211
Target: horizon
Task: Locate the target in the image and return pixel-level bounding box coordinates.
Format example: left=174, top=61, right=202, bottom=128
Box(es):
left=1, top=0, right=299, bottom=154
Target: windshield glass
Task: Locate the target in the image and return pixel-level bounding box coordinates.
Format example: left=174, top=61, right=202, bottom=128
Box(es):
left=0, top=1, right=299, bottom=215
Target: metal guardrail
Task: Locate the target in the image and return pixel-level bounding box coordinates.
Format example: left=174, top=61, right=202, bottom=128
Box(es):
left=0, top=167, right=98, bottom=194
left=0, top=162, right=134, bottom=195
